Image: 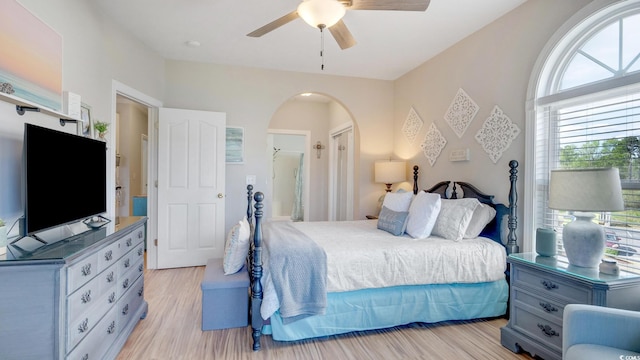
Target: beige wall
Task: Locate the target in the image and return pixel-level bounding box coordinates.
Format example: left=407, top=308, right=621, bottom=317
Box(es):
left=393, top=0, right=593, bottom=244
left=163, top=61, right=395, bottom=227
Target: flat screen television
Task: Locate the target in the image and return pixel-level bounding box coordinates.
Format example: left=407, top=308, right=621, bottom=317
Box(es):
left=23, top=123, right=107, bottom=236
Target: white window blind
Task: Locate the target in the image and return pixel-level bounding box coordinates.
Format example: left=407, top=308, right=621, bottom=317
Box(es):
left=535, top=88, right=640, bottom=273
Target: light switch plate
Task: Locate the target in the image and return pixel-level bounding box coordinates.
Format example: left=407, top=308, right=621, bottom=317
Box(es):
left=449, top=148, right=470, bottom=162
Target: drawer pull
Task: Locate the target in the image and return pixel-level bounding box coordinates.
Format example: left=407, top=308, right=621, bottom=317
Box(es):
left=122, top=303, right=129, bottom=315
left=104, top=250, right=113, bottom=261
left=126, top=238, right=132, bottom=247
left=81, top=263, right=92, bottom=277
left=138, top=286, right=144, bottom=297
left=78, top=318, right=89, bottom=333
left=108, top=292, right=116, bottom=304
left=537, top=323, right=560, bottom=337
left=541, top=280, right=558, bottom=290
left=138, top=248, right=144, bottom=256
left=107, top=320, right=116, bottom=334
left=539, top=302, right=558, bottom=313
left=124, top=259, right=131, bottom=268
left=81, top=290, right=92, bottom=304
left=138, top=263, right=144, bottom=272
left=106, top=271, right=114, bottom=283
left=138, top=231, right=143, bottom=239
left=123, top=279, right=130, bottom=289
left=81, top=354, right=89, bottom=360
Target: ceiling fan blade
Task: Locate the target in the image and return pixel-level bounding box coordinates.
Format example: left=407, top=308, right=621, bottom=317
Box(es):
left=346, top=0, right=430, bottom=11
left=247, top=11, right=299, bottom=37
left=329, top=20, right=357, bottom=50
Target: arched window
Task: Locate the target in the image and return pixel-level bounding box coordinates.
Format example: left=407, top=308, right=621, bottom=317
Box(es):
left=529, top=0, right=640, bottom=272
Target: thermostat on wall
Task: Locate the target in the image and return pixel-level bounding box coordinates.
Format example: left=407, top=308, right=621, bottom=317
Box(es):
left=449, top=148, right=470, bottom=162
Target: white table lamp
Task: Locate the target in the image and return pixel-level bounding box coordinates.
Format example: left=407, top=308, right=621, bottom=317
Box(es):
left=548, top=168, right=624, bottom=268
left=375, top=160, right=406, bottom=192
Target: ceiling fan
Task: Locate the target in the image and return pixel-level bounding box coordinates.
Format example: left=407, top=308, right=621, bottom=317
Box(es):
left=247, top=0, right=431, bottom=50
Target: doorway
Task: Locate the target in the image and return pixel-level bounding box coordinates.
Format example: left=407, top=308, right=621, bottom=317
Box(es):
left=267, top=131, right=310, bottom=222
left=329, top=124, right=354, bottom=221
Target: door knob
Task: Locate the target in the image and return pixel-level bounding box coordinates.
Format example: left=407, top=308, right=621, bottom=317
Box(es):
left=218, top=193, right=224, bottom=198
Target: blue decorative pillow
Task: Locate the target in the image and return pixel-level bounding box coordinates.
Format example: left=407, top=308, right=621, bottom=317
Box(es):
left=377, top=206, right=409, bottom=236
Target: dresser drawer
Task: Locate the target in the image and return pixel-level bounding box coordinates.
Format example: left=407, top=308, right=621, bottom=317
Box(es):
left=66, top=305, right=118, bottom=360
left=66, top=288, right=114, bottom=352
left=67, top=253, right=99, bottom=294
left=118, top=276, right=145, bottom=330
left=97, top=240, right=121, bottom=273
left=512, top=306, right=563, bottom=353
left=512, top=287, right=567, bottom=322
left=513, top=266, right=590, bottom=303
left=118, top=256, right=144, bottom=300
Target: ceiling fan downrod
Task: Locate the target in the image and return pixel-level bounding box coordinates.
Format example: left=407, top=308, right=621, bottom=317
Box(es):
left=319, top=24, right=326, bottom=70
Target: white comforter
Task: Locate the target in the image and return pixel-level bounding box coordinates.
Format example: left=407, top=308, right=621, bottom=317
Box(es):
left=261, top=219, right=507, bottom=320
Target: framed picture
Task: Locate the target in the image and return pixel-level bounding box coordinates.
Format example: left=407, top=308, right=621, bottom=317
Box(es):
left=226, top=127, right=244, bottom=164
left=77, top=103, right=93, bottom=138
left=0, top=1, right=63, bottom=111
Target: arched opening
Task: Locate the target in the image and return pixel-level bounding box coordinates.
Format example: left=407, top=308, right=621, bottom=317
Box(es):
left=268, top=92, right=359, bottom=221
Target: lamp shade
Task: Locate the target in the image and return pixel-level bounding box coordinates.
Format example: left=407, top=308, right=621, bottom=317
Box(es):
left=548, top=168, right=624, bottom=212
left=297, top=0, right=346, bottom=28
left=375, top=160, right=406, bottom=184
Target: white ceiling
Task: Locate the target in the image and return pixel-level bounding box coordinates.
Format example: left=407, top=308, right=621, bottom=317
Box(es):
left=90, top=0, right=528, bottom=81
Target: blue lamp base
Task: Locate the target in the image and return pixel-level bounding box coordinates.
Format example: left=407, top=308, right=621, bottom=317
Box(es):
left=562, top=212, right=605, bottom=268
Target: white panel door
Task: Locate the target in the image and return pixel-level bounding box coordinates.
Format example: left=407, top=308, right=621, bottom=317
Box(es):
left=157, top=108, right=226, bottom=269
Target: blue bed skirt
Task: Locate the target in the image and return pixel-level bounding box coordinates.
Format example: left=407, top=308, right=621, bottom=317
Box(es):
left=263, top=279, right=508, bottom=341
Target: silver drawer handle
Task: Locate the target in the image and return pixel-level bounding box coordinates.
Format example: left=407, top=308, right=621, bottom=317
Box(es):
left=106, top=271, right=114, bottom=283
left=126, top=238, right=132, bottom=247
left=81, top=290, right=92, bottom=304
left=537, top=323, right=560, bottom=337
left=78, top=318, right=89, bottom=333
left=138, top=286, right=144, bottom=297
left=108, top=292, right=116, bottom=304
left=104, top=250, right=113, bottom=261
left=122, top=303, right=129, bottom=315
left=107, top=320, right=116, bottom=334
left=81, top=263, right=91, bottom=277
left=81, top=354, right=88, bottom=360
left=124, top=259, right=131, bottom=268
left=541, top=280, right=558, bottom=290
left=122, top=279, right=130, bottom=289
left=539, top=302, right=558, bottom=313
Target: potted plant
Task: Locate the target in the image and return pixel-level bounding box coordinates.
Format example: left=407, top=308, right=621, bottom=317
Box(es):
left=93, top=120, right=109, bottom=139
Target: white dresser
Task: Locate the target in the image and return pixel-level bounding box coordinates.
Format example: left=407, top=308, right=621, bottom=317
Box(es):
left=0, top=217, right=147, bottom=360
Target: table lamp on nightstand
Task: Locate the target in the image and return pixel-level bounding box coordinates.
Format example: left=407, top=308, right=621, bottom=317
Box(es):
left=374, top=160, right=406, bottom=193
left=548, top=168, right=624, bottom=268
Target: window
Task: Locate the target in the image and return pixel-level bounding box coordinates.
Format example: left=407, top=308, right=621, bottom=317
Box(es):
left=532, top=0, right=640, bottom=273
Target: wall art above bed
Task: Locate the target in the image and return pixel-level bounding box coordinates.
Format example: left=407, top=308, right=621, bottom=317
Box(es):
left=420, top=123, right=447, bottom=166
left=444, top=88, right=479, bottom=138
left=402, top=106, right=423, bottom=144
left=475, top=105, right=520, bottom=163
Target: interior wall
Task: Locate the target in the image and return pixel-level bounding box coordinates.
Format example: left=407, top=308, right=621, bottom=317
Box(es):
left=0, top=0, right=164, bottom=237
left=393, top=0, right=593, bottom=247
left=163, top=61, right=394, bottom=230
left=116, top=101, right=148, bottom=218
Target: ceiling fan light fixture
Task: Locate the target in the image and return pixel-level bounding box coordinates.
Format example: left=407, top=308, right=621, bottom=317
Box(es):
left=297, top=0, right=346, bottom=29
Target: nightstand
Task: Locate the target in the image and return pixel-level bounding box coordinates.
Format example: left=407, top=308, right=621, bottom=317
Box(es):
left=501, top=253, right=640, bottom=360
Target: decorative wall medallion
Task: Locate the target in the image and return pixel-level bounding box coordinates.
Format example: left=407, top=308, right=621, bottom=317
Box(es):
left=444, top=88, right=479, bottom=138
left=420, top=123, right=447, bottom=166
left=402, top=107, right=423, bottom=144
left=475, top=105, right=520, bottom=163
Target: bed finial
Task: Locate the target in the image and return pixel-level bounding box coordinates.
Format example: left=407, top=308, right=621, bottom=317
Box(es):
left=413, top=165, right=419, bottom=195
left=246, top=185, right=254, bottom=226
left=506, top=160, right=519, bottom=254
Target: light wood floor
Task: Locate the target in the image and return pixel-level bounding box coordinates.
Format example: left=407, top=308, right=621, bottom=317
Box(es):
left=117, top=265, right=535, bottom=360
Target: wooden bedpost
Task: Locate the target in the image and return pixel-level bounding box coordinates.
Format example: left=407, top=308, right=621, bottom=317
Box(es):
left=413, top=166, right=419, bottom=195
left=251, top=192, right=264, bottom=351
left=246, top=185, right=253, bottom=227
left=506, top=160, right=519, bottom=254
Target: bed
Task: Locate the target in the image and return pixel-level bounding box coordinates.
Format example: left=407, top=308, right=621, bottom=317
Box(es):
left=244, top=160, right=519, bottom=351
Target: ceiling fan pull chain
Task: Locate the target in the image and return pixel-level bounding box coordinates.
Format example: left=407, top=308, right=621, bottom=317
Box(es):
left=319, top=24, right=325, bottom=70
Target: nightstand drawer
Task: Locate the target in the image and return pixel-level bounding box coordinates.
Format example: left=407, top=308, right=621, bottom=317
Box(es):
left=512, top=306, right=563, bottom=353
left=512, top=287, right=566, bottom=322
left=513, top=266, right=590, bottom=303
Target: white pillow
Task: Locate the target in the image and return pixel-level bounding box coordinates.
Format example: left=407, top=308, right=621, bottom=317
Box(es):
left=223, top=217, right=251, bottom=275
left=431, top=198, right=479, bottom=241
left=381, top=191, right=414, bottom=212
left=464, top=202, right=497, bottom=238
left=405, top=192, right=441, bottom=239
